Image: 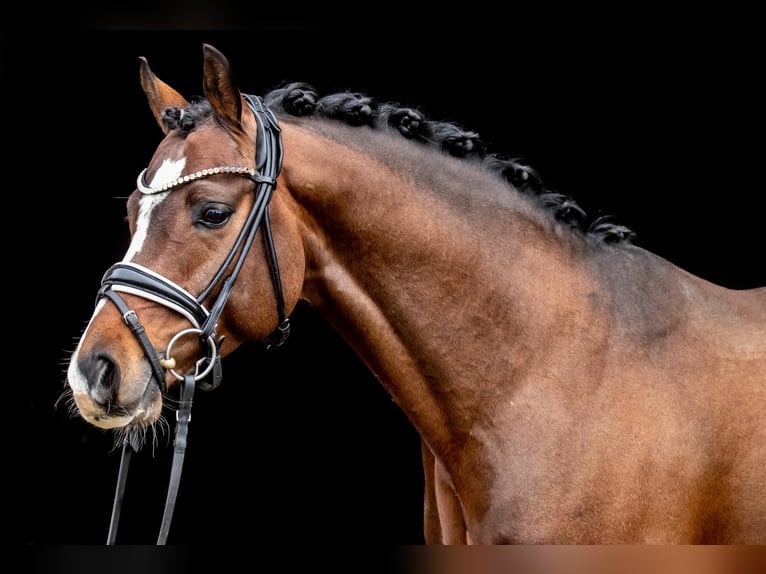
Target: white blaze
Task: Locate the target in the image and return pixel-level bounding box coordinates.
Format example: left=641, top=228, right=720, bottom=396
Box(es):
left=123, top=158, right=186, bottom=261
left=67, top=299, right=108, bottom=394
left=67, top=157, right=186, bottom=395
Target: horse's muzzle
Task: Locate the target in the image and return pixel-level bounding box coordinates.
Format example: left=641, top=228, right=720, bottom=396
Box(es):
left=68, top=350, right=163, bottom=429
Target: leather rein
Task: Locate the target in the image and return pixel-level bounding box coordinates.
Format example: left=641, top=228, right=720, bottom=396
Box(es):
left=99, top=94, right=289, bottom=544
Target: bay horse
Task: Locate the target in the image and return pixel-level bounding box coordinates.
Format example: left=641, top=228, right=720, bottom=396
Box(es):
left=65, top=43, right=765, bottom=544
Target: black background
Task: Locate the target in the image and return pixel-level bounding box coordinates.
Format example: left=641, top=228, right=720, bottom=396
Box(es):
left=15, top=15, right=765, bottom=551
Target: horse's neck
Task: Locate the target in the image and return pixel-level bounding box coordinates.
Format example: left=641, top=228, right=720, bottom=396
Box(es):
left=280, top=122, right=599, bottom=460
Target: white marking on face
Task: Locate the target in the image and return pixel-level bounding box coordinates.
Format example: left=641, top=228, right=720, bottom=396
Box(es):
left=123, top=158, right=186, bottom=261
left=67, top=298, right=108, bottom=395
left=69, top=158, right=187, bottom=401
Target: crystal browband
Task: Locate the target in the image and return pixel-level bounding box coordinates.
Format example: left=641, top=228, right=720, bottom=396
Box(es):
left=136, top=166, right=258, bottom=194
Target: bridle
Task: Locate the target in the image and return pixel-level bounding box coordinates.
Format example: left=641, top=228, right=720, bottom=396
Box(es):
left=98, top=94, right=289, bottom=544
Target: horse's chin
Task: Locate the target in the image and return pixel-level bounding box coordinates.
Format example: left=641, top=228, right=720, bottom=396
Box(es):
left=81, top=401, right=163, bottom=430
left=74, top=378, right=163, bottom=431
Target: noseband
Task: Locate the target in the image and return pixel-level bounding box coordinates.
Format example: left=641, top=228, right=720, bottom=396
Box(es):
left=99, top=95, right=289, bottom=544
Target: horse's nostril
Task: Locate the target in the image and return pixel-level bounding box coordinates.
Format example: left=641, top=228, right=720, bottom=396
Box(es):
left=85, top=354, right=120, bottom=408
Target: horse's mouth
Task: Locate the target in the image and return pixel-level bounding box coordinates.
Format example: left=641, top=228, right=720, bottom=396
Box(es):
left=77, top=371, right=163, bottom=430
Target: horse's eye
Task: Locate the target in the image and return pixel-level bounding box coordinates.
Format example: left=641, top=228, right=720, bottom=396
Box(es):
left=200, top=205, right=232, bottom=227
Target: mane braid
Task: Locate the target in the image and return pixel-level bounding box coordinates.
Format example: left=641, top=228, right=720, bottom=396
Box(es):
left=175, top=83, right=635, bottom=244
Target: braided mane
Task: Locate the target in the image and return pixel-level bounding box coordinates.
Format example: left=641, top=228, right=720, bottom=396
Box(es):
left=163, top=83, right=635, bottom=244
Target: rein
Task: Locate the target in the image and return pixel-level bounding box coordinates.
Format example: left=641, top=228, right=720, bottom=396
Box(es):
left=100, top=94, right=288, bottom=544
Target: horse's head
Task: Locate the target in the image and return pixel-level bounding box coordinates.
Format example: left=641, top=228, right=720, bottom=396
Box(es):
left=66, top=44, right=304, bottom=437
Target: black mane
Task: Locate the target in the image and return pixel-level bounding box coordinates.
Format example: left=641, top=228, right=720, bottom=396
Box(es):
left=166, top=85, right=635, bottom=244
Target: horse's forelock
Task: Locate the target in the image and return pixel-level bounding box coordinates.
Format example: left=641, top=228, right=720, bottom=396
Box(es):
left=160, top=99, right=213, bottom=135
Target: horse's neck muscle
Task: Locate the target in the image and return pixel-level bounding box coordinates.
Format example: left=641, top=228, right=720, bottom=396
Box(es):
left=280, top=121, right=600, bottom=465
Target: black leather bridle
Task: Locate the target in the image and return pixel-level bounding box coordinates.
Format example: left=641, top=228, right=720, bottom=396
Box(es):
left=99, top=94, right=289, bottom=544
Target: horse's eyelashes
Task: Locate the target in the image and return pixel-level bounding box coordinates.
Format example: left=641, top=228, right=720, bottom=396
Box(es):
left=192, top=203, right=233, bottom=228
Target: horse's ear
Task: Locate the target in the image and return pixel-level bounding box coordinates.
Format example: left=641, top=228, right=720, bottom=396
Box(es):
left=201, top=43, right=243, bottom=133
left=139, top=56, right=189, bottom=135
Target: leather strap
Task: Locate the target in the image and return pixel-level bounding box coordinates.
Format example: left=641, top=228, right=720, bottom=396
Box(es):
left=157, top=374, right=195, bottom=544
left=106, top=374, right=195, bottom=545
left=101, top=288, right=168, bottom=394
left=101, top=263, right=209, bottom=327
left=106, top=441, right=132, bottom=545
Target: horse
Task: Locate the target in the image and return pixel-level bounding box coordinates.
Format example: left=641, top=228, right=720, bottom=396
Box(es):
left=64, top=43, right=766, bottom=544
